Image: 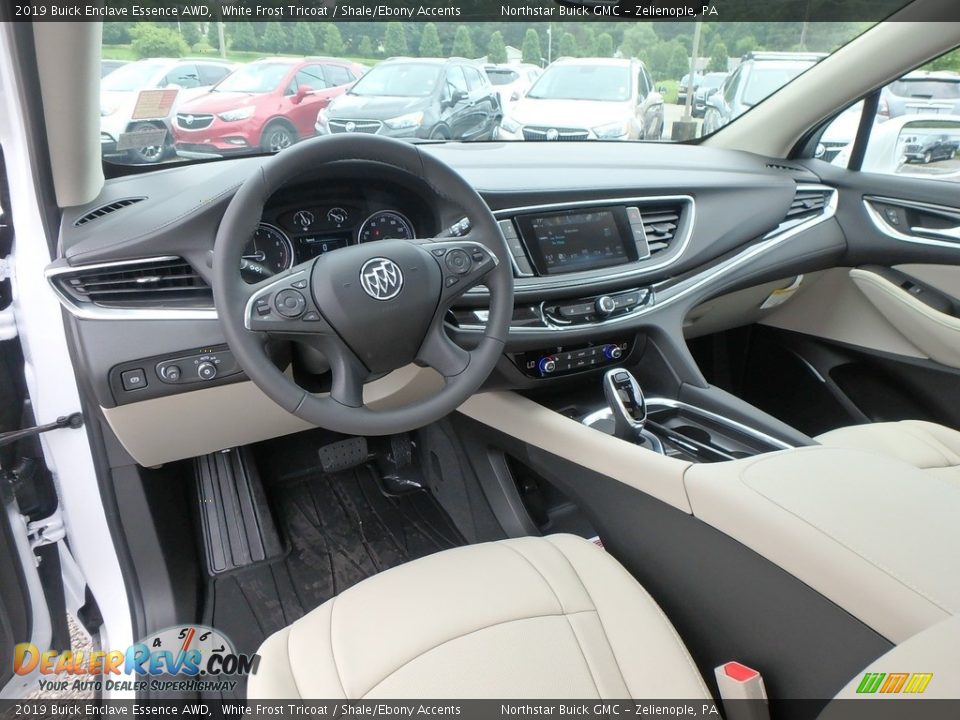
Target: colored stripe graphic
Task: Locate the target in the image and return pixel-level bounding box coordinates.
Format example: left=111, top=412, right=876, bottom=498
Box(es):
left=903, top=673, right=933, bottom=694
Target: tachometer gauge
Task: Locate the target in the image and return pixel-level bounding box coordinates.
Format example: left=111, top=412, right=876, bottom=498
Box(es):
left=357, top=211, right=415, bottom=243
left=241, top=223, right=293, bottom=283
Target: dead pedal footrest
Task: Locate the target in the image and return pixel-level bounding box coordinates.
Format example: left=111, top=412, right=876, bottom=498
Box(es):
left=194, top=447, right=283, bottom=575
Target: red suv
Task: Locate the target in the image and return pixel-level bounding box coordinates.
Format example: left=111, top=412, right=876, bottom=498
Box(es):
left=173, top=57, right=365, bottom=154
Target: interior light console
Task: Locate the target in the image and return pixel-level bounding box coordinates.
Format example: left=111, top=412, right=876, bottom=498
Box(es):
left=498, top=204, right=650, bottom=278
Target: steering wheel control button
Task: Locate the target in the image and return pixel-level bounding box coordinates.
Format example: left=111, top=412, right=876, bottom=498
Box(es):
left=291, top=279, right=308, bottom=289
left=274, top=289, right=306, bottom=318
left=302, top=311, right=321, bottom=322
left=121, top=368, right=147, bottom=391
left=444, top=275, right=460, bottom=288
left=444, top=248, right=472, bottom=275
left=431, top=247, right=448, bottom=257
left=197, top=362, right=218, bottom=381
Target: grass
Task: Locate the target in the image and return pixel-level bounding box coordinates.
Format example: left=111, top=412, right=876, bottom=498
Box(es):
left=658, top=79, right=679, bottom=104
left=101, top=43, right=379, bottom=66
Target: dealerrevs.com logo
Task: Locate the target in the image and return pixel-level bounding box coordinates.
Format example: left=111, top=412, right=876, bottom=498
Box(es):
left=13, top=625, right=259, bottom=695
left=856, top=672, right=933, bottom=694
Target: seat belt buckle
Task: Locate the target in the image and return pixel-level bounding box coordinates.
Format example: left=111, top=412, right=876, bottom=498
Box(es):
left=714, top=661, right=770, bottom=720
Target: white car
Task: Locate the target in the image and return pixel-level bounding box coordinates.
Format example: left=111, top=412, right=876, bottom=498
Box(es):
left=100, top=58, right=235, bottom=163
left=484, top=63, right=541, bottom=116
left=498, top=57, right=663, bottom=141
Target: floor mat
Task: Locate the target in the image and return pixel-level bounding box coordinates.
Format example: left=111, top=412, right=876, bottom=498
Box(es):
left=202, top=449, right=464, bottom=699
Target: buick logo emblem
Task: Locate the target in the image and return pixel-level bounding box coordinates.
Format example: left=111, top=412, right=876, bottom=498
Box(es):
left=545, top=128, right=559, bottom=141
left=345, top=121, right=356, bottom=133
left=359, top=258, right=403, bottom=301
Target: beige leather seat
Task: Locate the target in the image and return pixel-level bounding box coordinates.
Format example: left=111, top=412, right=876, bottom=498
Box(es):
left=248, top=534, right=711, bottom=700
left=817, top=420, right=960, bottom=488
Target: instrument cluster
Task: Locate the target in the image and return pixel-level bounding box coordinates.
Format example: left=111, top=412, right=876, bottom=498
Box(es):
left=241, top=191, right=427, bottom=283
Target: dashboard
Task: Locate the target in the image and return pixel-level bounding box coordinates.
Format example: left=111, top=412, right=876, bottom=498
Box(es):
left=48, top=142, right=853, bottom=426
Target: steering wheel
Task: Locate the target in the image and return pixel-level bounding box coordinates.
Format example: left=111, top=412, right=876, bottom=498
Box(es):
left=213, top=134, right=514, bottom=436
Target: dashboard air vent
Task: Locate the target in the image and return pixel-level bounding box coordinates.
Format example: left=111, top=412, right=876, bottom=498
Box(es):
left=73, top=197, right=146, bottom=227
left=766, top=163, right=803, bottom=172
left=640, top=206, right=683, bottom=255
left=54, top=257, right=212, bottom=309
left=785, top=187, right=830, bottom=222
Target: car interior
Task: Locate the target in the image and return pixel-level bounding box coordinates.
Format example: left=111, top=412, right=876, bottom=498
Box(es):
left=1, top=5, right=960, bottom=717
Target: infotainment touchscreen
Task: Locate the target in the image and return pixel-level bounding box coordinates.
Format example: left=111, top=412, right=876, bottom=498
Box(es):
left=521, top=209, right=634, bottom=275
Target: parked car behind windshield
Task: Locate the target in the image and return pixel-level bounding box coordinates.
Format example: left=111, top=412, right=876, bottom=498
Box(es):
left=173, top=57, right=364, bottom=155
left=101, top=58, right=235, bottom=163
left=316, top=57, right=501, bottom=141
left=498, top=58, right=663, bottom=141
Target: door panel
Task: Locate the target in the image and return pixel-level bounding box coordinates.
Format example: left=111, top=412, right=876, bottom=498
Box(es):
left=849, top=266, right=960, bottom=368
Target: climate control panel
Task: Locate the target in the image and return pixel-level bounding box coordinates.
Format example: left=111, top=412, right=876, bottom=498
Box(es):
left=511, top=340, right=631, bottom=379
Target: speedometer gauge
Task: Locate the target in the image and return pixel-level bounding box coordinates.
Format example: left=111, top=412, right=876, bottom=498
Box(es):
left=357, top=211, right=415, bottom=243
left=241, top=223, right=293, bottom=283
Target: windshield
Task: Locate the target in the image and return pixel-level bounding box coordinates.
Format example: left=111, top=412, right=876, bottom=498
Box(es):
left=102, top=61, right=165, bottom=92
left=214, top=63, right=291, bottom=93
left=349, top=64, right=441, bottom=98
left=742, top=64, right=814, bottom=107
left=99, top=19, right=873, bottom=168
left=527, top=64, right=631, bottom=102
left=889, top=79, right=960, bottom=99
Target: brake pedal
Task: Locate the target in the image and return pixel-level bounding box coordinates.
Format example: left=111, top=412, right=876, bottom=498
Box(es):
left=317, top=437, right=369, bottom=473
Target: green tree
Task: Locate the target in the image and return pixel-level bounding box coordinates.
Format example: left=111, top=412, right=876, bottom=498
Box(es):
left=558, top=32, right=577, bottom=59
left=261, top=22, right=287, bottom=53
left=708, top=40, right=729, bottom=72
left=596, top=32, right=614, bottom=58
left=291, top=22, right=315, bottom=55
left=102, top=22, right=133, bottom=45
left=734, top=35, right=757, bottom=57
left=358, top=36, right=375, bottom=58
left=130, top=24, right=188, bottom=59
left=324, top=25, right=344, bottom=56
left=383, top=23, right=407, bottom=57
left=487, top=30, right=507, bottom=64
left=620, top=23, right=657, bottom=60
left=928, top=48, right=960, bottom=72
left=452, top=25, right=474, bottom=58
left=206, top=21, right=220, bottom=51
left=521, top=28, right=542, bottom=65
left=419, top=23, right=442, bottom=57
left=180, top=22, right=200, bottom=48
left=229, top=22, right=257, bottom=52
left=666, top=41, right=690, bottom=81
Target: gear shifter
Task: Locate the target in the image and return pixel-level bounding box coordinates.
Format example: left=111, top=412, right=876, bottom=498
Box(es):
left=602, top=368, right=663, bottom=452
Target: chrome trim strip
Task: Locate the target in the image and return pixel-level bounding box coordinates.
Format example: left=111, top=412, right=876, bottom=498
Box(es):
left=582, top=397, right=794, bottom=451
left=863, top=196, right=960, bottom=249
left=484, top=194, right=696, bottom=293
left=458, top=185, right=837, bottom=333
left=45, top=255, right=218, bottom=321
